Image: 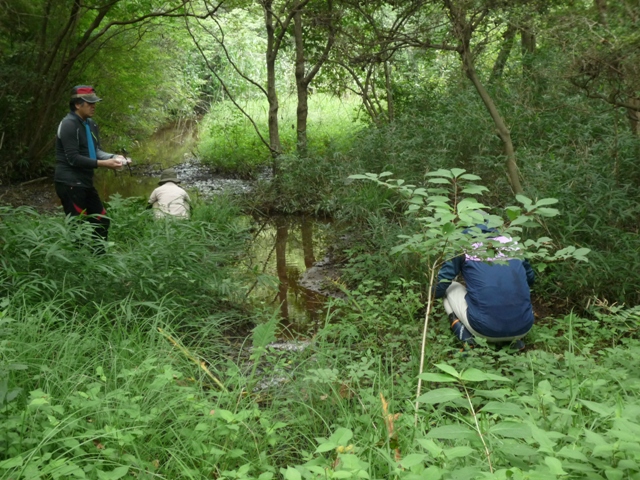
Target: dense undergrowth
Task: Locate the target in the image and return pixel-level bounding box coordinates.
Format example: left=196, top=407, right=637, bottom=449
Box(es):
left=237, top=77, right=640, bottom=310
left=2, top=62, right=640, bottom=480
left=1, top=198, right=639, bottom=478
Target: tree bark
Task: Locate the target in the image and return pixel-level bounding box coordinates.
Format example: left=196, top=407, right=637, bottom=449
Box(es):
left=384, top=60, right=394, bottom=122
left=264, top=0, right=283, bottom=171
left=275, top=216, right=289, bottom=321
left=489, top=23, right=516, bottom=84
left=293, top=0, right=335, bottom=157
left=594, top=0, right=608, bottom=26
left=461, top=51, right=524, bottom=195
left=294, top=3, right=309, bottom=157
left=520, top=17, right=536, bottom=77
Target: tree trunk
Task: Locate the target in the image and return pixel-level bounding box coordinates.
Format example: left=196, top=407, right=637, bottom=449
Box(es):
left=594, top=0, right=608, bottom=26
left=489, top=23, right=516, bottom=84
left=384, top=60, right=394, bottom=122
left=462, top=52, right=524, bottom=195
left=301, top=216, right=315, bottom=268
left=294, top=3, right=309, bottom=157
left=293, top=0, right=335, bottom=157
left=264, top=0, right=283, bottom=173
left=520, top=18, right=536, bottom=77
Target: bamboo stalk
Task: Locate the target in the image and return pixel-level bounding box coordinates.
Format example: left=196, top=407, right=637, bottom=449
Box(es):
left=158, top=328, right=227, bottom=392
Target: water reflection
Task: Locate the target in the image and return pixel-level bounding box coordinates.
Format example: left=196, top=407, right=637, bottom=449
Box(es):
left=247, top=215, right=330, bottom=337
left=94, top=119, right=199, bottom=201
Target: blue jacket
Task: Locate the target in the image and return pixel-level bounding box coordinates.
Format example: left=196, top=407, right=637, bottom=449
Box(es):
left=435, top=231, right=535, bottom=338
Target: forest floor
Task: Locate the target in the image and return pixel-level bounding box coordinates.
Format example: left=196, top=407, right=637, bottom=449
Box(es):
left=0, top=177, right=59, bottom=214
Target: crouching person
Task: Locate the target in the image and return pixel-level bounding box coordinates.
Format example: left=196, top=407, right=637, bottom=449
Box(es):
left=148, top=168, right=191, bottom=219
left=434, top=225, right=535, bottom=351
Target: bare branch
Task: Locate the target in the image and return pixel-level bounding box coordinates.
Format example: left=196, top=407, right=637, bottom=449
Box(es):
left=184, top=8, right=275, bottom=154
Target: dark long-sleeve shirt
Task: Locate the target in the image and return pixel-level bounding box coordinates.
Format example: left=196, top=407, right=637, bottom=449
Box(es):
left=435, top=234, right=535, bottom=338
left=55, top=112, right=114, bottom=188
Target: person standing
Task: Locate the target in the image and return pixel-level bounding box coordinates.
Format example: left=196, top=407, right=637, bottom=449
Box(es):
left=55, top=85, right=129, bottom=251
left=147, top=168, right=191, bottom=219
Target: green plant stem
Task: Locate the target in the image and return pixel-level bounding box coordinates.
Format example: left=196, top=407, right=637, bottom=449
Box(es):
left=414, top=258, right=439, bottom=425
left=463, top=384, right=493, bottom=473
left=158, top=328, right=228, bottom=392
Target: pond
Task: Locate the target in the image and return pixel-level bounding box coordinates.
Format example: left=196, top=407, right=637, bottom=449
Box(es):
left=92, top=121, right=333, bottom=336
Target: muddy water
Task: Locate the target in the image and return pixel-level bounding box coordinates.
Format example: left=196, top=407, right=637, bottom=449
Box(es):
left=91, top=122, right=332, bottom=334
left=244, top=215, right=333, bottom=338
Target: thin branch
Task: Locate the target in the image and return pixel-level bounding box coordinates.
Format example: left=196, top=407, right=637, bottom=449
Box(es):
left=205, top=16, right=268, bottom=97
left=184, top=10, right=275, bottom=154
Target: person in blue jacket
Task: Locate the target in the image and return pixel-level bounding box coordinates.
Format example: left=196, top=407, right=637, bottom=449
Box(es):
left=434, top=224, right=535, bottom=350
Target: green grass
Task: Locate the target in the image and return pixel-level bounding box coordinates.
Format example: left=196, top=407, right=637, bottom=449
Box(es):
left=1, top=196, right=640, bottom=479
left=197, top=93, right=363, bottom=174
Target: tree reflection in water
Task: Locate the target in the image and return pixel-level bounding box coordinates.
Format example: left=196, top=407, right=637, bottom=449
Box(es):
left=248, top=214, right=330, bottom=338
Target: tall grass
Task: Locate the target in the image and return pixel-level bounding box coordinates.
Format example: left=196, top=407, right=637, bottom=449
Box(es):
left=197, top=93, right=363, bottom=174
left=1, top=199, right=640, bottom=478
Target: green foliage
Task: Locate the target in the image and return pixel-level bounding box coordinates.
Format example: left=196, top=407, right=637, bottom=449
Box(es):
left=197, top=94, right=361, bottom=175
left=0, top=196, right=248, bottom=310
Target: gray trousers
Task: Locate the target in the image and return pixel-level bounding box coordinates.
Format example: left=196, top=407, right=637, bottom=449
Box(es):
left=443, top=281, right=527, bottom=342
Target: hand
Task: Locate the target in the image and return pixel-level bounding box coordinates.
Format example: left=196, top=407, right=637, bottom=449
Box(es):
left=113, top=155, right=132, bottom=165
left=99, top=158, right=125, bottom=170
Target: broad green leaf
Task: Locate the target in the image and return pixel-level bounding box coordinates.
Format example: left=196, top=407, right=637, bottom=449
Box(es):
left=315, top=442, right=336, bottom=453
left=0, top=456, right=23, bottom=469
left=604, top=469, right=624, bottom=480
left=474, top=389, right=513, bottom=399
left=544, top=457, right=567, bottom=476
left=442, top=223, right=455, bottom=235
left=329, top=427, right=353, bottom=446
left=332, top=472, right=353, bottom=479
left=500, top=441, right=538, bottom=457
left=252, top=316, right=277, bottom=349
left=583, top=429, right=607, bottom=446
left=421, top=466, right=443, bottom=480
left=460, top=173, right=482, bottom=181
left=434, top=364, right=460, bottom=378
left=557, top=446, right=589, bottom=462
left=426, top=169, right=454, bottom=178
left=417, top=388, right=462, bottom=405
left=578, top=399, right=614, bottom=417
left=534, top=207, right=560, bottom=217
left=282, top=467, right=302, bottom=480
left=489, top=422, right=532, bottom=439
left=443, top=446, right=474, bottom=459
left=533, top=198, right=558, bottom=207
left=461, top=185, right=489, bottom=195
left=417, top=438, right=443, bottom=457
left=427, top=178, right=451, bottom=185
left=515, top=195, right=532, bottom=208
left=97, top=466, right=129, bottom=480
left=480, top=401, right=527, bottom=418
left=457, top=198, right=487, bottom=213
left=451, top=168, right=466, bottom=178
left=399, top=453, right=427, bottom=468
left=592, top=444, right=615, bottom=457
left=426, top=424, right=476, bottom=440
left=460, top=368, right=511, bottom=383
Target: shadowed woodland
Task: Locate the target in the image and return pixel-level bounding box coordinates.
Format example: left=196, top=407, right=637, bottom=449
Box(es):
left=0, top=0, right=639, bottom=478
